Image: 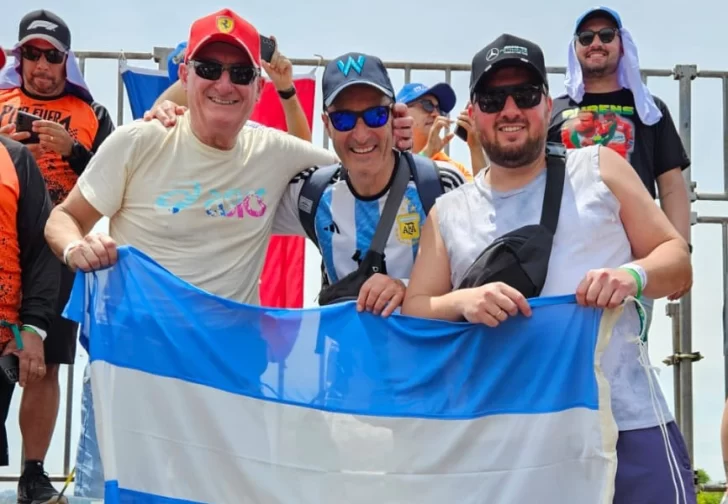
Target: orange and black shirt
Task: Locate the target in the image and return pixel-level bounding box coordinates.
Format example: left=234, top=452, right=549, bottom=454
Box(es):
left=0, top=136, right=58, bottom=345
left=0, top=87, right=115, bottom=205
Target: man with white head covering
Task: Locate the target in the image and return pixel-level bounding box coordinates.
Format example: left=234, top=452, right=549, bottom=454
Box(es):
left=0, top=9, right=115, bottom=504
left=548, top=5, right=691, bottom=338
left=549, top=7, right=690, bottom=256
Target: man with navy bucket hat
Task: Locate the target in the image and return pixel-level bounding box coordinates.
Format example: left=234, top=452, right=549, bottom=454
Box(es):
left=548, top=7, right=695, bottom=503
left=396, top=81, right=486, bottom=179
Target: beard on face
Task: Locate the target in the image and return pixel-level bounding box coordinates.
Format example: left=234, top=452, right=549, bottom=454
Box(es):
left=27, top=72, right=60, bottom=94
left=581, top=48, right=618, bottom=78
left=480, top=118, right=546, bottom=169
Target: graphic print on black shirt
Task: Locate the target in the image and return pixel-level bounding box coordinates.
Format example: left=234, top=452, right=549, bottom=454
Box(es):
left=549, top=88, right=690, bottom=199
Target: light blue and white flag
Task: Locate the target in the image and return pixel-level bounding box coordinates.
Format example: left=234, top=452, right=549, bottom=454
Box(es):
left=64, top=246, right=621, bottom=504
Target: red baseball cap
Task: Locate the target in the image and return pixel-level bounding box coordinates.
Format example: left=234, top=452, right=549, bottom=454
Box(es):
left=0, top=47, right=6, bottom=70
left=185, top=9, right=260, bottom=67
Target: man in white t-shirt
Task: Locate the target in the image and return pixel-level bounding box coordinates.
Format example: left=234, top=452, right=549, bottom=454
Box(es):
left=43, top=9, right=412, bottom=304
left=42, top=8, right=413, bottom=499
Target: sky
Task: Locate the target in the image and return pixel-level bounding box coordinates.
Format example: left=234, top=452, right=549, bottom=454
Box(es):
left=1, top=0, right=727, bottom=489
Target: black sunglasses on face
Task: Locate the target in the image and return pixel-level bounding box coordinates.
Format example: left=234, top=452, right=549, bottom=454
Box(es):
left=474, top=84, right=544, bottom=114
left=21, top=46, right=65, bottom=65
left=576, top=27, right=619, bottom=47
left=188, top=60, right=259, bottom=85
left=412, top=98, right=441, bottom=115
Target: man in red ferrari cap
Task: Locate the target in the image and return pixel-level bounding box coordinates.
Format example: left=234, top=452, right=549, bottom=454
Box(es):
left=42, top=9, right=409, bottom=499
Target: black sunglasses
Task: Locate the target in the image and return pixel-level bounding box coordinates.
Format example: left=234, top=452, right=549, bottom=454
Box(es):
left=576, top=27, right=619, bottom=47
left=412, top=98, right=441, bottom=115
left=474, top=84, right=544, bottom=114
left=21, top=46, right=65, bottom=65
left=327, top=105, right=391, bottom=132
left=188, top=60, right=259, bottom=86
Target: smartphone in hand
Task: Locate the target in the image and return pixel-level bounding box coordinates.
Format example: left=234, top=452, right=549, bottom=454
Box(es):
left=455, top=124, right=468, bottom=142
left=260, top=35, right=276, bottom=63
left=0, top=354, right=19, bottom=384
left=15, top=110, right=42, bottom=144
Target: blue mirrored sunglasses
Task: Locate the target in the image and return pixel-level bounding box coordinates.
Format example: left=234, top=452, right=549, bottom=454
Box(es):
left=327, top=105, right=390, bottom=132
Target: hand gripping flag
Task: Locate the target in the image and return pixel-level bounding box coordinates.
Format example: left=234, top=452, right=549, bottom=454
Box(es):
left=65, top=246, right=622, bottom=503
left=120, top=59, right=314, bottom=309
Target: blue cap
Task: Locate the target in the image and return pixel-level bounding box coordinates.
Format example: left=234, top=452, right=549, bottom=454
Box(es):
left=395, top=82, right=457, bottom=114
left=167, top=41, right=187, bottom=83
left=322, top=52, right=395, bottom=108
left=574, top=6, right=622, bottom=33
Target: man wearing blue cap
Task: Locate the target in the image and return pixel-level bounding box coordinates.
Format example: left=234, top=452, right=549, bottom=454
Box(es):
left=548, top=8, right=695, bottom=503
left=549, top=6, right=690, bottom=258
left=396, top=82, right=486, bottom=180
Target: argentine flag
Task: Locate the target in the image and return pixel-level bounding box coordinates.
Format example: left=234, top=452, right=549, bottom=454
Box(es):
left=64, top=246, right=621, bottom=503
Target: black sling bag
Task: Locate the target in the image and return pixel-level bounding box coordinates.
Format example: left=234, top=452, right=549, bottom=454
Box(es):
left=455, top=146, right=566, bottom=298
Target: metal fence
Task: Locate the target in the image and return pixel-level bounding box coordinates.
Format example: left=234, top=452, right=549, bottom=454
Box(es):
left=2, top=47, right=727, bottom=494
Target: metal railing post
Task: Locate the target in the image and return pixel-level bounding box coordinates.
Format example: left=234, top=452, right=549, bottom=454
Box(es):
left=674, top=63, right=698, bottom=464
left=723, top=223, right=728, bottom=399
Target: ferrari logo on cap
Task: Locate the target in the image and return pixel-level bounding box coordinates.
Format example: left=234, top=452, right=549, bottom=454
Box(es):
left=216, top=16, right=234, bottom=33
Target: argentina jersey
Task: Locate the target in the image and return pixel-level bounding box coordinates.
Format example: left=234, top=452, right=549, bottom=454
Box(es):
left=272, top=157, right=466, bottom=285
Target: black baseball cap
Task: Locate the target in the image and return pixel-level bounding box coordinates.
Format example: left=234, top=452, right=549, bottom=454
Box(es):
left=469, top=34, right=548, bottom=95
left=322, top=52, right=395, bottom=108
left=17, top=10, right=71, bottom=52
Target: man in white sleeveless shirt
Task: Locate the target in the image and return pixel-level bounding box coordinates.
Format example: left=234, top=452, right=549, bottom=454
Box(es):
left=402, top=34, right=694, bottom=504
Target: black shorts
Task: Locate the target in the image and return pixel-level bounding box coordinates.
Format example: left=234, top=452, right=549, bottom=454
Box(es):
left=0, top=378, right=14, bottom=466
left=44, top=264, right=78, bottom=365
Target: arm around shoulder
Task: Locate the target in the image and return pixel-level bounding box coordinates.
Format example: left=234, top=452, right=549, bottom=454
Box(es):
left=598, top=145, right=692, bottom=299
left=153, top=80, right=187, bottom=108
left=269, top=128, right=338, bottom=179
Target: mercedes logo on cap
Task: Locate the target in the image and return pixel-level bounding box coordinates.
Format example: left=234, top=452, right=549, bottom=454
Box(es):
left=486, top=48, right=500, bottom=61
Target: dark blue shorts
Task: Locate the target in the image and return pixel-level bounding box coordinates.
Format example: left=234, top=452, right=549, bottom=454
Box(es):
left=614, top=421, right=696, bottom=503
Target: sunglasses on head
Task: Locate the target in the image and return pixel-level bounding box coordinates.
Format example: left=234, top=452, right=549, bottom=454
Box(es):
left=188, top=60, right=259, bottom=86
left=327, top=105, right=391, bottom=132
left=576, top=27, right=619, bottom=46
left=412, top=98, right=441, bottom=115
left=474, top=84, right=544, bottom=114
left=21, top=46, right=65, bottom=65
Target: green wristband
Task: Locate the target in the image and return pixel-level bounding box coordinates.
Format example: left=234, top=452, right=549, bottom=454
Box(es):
left=620, top=267, right=643, bottom=299
left=21, top=325, right=40, bottom=337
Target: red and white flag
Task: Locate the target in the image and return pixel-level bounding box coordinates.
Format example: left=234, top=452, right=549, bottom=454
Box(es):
left=251, top=73, right=316, bottom=309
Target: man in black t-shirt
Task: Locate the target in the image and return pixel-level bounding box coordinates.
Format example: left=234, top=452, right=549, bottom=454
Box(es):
left=549, top=7, right=691, bottom=275
left=549, top=8, right=696, bottom=503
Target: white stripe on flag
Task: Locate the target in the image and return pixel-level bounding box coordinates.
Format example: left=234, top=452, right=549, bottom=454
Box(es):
left=94, top=362, right=616, bottom=504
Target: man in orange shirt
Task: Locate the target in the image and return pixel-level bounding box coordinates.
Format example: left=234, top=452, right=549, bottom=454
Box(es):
left=0, top=44, right=59, bottom=495
left=0, top=10, right=114, bottom=503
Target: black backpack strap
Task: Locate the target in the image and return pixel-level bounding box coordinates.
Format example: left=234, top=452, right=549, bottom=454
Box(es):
left=539, top=144, right=567, bottom=234
left=406, top=152, right=444, bottom=216
left=368, top=155, right=412, bottom=255
left=297, top=164, right=340, bottom=249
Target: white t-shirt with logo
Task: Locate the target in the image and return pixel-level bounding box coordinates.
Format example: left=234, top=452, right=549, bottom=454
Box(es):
left=77, top=112, right=338, bottom=304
